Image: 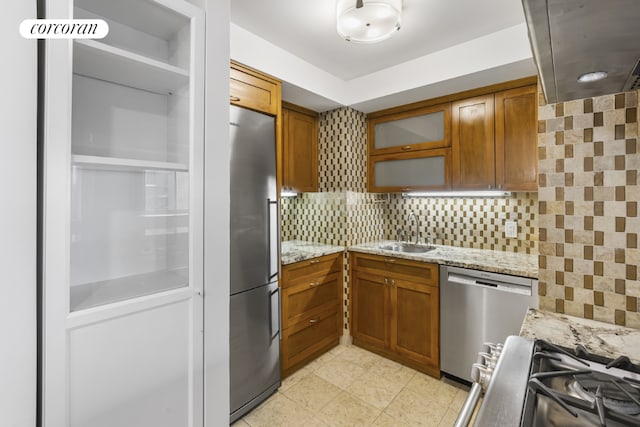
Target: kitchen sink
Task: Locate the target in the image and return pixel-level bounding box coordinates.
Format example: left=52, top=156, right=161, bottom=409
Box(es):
left=378, top=243, right=435, bottom=253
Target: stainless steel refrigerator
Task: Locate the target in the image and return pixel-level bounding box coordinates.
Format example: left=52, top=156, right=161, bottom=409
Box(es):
left=229, top=105, right=280, bottom=423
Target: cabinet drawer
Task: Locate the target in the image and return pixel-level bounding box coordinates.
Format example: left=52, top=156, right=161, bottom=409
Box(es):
left=350, top=252, right=439, bottom=286
left=282, top=253, right=342, bottom=288
left=281, top=308, right=341, bottom=371
left=282, top=272, right=341, bottom=329
left=230, top=66, right=278, bottom=115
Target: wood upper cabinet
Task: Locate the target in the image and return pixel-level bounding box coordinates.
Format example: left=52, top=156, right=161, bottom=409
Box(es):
left=452, top=94, right=496, bottom=190
left=281, top=253, right=342, bottom=377
left=282, top=102, right=318, bottom=192
left=369, top=103, right=451, bottom=156
left=368, top=77, right=538, bottom=192
left=495, top=85, right=538, bottom=191
left=350, top=252, right=439, bottom=377
left=368, top=149, right=451, bottom=193
left=230, top=61, right=280, bottom=115
left=367, top=103, right=452, bottom=192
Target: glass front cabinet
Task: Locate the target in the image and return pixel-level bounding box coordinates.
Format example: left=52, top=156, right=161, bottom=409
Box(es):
left=368, top=103, right=452, bottom=192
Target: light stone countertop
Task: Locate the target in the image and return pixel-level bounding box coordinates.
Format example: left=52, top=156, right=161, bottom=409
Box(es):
left=520, top=308, right=640, bottom=364
left=281, top=240, right=345, bottom=265
left=348, top=240, right=538, bottom=279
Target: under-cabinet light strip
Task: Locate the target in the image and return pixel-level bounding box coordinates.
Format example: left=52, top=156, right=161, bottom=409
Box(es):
left=402, top=191, right=512, bottom=198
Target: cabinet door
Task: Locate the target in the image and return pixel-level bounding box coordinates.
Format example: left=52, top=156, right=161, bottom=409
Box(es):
left=230, top=62, right=280, bottom=115
left=370, top=103, right=451, bottom=156
left=368, top=148, right=451, bottom=192
left=452, top=94, right=496, bottom=189
left=351, top=271, right=389, bottom=349
left=390, top=278, right=439, bottom=371
left=283, top=105, right=318, bottom=192
left=495, top=85, right=538, bottom=191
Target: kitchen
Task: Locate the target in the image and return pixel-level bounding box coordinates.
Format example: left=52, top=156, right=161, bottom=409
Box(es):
left=4, top=0, right=640, bottom=426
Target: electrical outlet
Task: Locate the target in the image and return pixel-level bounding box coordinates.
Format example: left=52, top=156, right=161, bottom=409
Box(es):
left=505, top=220, right=517, bottom=238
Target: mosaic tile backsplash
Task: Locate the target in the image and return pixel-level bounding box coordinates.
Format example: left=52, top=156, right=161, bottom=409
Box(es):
left=537, top=89, right=640, bottom=328
left=318, top=107, right=367, bottom=193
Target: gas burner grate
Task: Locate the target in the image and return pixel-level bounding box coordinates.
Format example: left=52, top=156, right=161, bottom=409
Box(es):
left=522, top=340, right=640, bottom=426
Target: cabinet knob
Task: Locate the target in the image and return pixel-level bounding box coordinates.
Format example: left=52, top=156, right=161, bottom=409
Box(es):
left=384, top=277, right=388, bottom=285
left=385, top=258, right=396, bottom=263
left=309, top=282, right=321, bottom=287
left=309, top=318, right=320, bottom=324
left=230, top=95, right=240, bottom=102
left=497, top=184, right=503, bottom=190
left=391, top=279, right=396, bottom=286
left=487, top=184, right=493, bottom=190
left=401, top=145, right=412, bottom=151
left=309, top=259, right=321, bottom=265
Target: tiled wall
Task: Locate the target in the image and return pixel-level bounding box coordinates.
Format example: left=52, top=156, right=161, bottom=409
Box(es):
left=537, top=90, right=640, bottom=328
left=318, top=107, right=367, bottom=193
left=282, top=105, right=542, bottom=333
left=384, top=193, right=538, bottom=253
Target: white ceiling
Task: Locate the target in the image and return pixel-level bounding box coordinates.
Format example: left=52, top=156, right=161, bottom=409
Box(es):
left=230, top=0, right=537, bottom=112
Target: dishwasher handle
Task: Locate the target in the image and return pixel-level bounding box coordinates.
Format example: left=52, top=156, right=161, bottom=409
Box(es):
left=448, top=273, right=532, bottom=296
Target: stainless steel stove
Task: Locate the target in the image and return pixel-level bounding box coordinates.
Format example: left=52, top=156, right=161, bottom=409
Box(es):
left=455, top=336, right=640, bottom=426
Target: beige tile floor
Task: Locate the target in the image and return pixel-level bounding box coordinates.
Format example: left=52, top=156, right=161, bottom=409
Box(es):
left=233, top=344, right=470, bottom=427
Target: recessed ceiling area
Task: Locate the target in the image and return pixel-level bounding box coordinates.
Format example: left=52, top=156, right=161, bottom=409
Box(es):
left=230, top=0, right=537, bottom=112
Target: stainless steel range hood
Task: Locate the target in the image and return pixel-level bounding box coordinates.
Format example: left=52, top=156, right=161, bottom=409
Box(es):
left=522, top=0, right=640, bottom=103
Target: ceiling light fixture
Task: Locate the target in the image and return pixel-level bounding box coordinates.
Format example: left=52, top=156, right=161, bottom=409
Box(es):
left=337, top=0, right=401, bottom=44
left=577, top=71, right=608, bottom=83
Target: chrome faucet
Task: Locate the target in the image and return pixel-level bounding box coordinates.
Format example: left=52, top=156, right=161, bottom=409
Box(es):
left=407, top=211, right=419, bottom=244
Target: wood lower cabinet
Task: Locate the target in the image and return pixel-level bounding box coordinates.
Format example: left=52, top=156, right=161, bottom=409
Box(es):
left=281, top=252, right=343, bottom=377
left=351, top=271, right=389, bottom=349
left=350, top=252, right=440, bottom=377
left=391, top=277, right=439, bottom=369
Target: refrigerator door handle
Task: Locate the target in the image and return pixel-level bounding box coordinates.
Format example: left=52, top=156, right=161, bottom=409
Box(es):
left=267, top=198, right=279, bottom=280
left=269, top=287, right=280, bottom=339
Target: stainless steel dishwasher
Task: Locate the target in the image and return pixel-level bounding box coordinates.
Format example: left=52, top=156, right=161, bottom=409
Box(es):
left=440, top=265, right=538, bottom=382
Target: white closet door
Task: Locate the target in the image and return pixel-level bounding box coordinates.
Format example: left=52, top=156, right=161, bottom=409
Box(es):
left=42, top=0, right=205, bottom=425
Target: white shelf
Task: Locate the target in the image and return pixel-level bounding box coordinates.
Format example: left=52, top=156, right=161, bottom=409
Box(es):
left=70, top=268, right=189, bottom=312
left=76, top=0, right=193, bottom=41
left=73, top=154, right=188, bottom=171
left=74, top=39, right=189, bottom=94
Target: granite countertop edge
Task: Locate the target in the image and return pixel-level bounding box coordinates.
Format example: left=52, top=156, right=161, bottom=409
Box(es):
left=520, top=308, right=640, bottom=364
left=281, top=240, right=345, bottom=265
left=347, top=240, right=538, bottom=279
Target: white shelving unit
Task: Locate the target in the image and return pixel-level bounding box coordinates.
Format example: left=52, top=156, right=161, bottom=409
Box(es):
left=72, top=154, right=188, bottom=171
left=74, top=39, right=188, bottom=95
left=69, top=0, right=196, bottom=311
left=43, top=0, right=204, bottom=425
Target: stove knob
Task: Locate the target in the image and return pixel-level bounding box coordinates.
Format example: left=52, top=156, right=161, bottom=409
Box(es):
left=487, top=343, right=504, bottom=357
left=471, top=363, right=493, bottom=390
left=477, top=352, right=499, bottom=368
